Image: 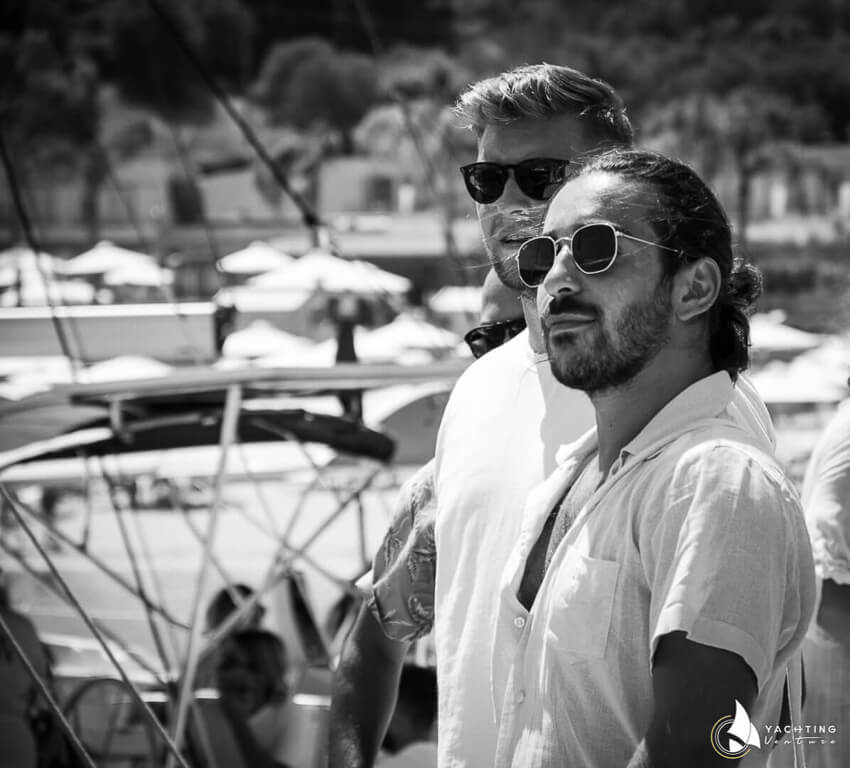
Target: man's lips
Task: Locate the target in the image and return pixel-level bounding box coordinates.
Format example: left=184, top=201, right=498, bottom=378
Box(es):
left=498, top=235, right=528, bottom=247
left=545, top=312, right=596, bottom=331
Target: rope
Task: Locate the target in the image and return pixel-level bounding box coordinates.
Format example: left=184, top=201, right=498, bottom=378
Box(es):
left=0, top=485, right=193, bottom=768
left=145, top=0, right=323, bottom=238
left=0, top=610, right=98, bottom=768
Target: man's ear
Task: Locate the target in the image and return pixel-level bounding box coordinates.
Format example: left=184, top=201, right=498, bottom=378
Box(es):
left=672, top=257, right=721, bottom=322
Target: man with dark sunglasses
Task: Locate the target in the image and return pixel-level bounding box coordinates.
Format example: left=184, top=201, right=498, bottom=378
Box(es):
left=331, top=62, right=624, bottom=768
left=490, top=149, right=814, bottom=768
left=463, top=268, right=528, bottom=359
left=329, top=268, right=530, bottom=766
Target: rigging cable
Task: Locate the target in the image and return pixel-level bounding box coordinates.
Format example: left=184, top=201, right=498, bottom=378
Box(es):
left=0, top=485, right=193, bottom=768
left=349, top=0, right=474, bottom=288
left=98, top=140, right=208, bottom=364
left=145, top=0, right=323, bottom=240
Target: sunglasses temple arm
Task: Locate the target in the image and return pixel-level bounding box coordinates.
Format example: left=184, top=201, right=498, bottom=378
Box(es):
left=620, top=233, right=682, bottom=255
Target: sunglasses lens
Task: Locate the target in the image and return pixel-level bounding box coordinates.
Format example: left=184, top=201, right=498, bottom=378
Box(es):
left=464, top=328, right=499, bottom=359
left=516, top=237, right=555, bottom=287
left=513, top=160, right=569, bottom=200
left=464, top=320, right=526, bottom=359
left=572, top=224, right=617, bottom=273
left=461, top=164, right=506, bottom=204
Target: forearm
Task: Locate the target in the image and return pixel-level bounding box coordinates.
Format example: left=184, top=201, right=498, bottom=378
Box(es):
left=327, top=605, right=409, bottom=768
left=626, top=632, right=759, bottom=768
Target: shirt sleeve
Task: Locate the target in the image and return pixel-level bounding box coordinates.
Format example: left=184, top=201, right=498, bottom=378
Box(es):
left=641, top=441, right=816, bottom=692
left=802, top=404, right=850, bottom=585
left=367, top=459, right=436, bottom=641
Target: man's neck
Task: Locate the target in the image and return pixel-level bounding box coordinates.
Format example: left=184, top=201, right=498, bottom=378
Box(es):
left=590, top=350, right=714, bottom=475
left=521, top=294, right=545, bottom=354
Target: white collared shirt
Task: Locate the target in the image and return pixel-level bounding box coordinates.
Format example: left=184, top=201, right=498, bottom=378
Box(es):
left=491, top=372, right=816, bottom=768
left=433, top=330, right=596, bottom=768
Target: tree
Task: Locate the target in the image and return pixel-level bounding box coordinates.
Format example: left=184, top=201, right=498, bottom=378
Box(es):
left=0, top=20, right=110, bottom=241
left=645, top=88, right=827, bottom=244
left=253, top=38, right=380, bottom=153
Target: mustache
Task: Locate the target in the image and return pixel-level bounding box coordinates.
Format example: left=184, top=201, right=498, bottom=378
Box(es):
left=541, top=294, right=598, bottom=325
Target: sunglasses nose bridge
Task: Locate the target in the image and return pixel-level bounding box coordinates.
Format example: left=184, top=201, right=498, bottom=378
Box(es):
left=497, top=166, right=535, bottom=206
left=543, top=237, right=583, bottom=293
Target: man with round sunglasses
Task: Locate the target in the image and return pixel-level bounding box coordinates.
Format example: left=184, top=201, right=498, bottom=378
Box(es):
left=490, top=148, right=815, bottom=768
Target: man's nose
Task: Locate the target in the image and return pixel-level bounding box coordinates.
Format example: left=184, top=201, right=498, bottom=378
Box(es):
left=498, top=170, right=533, bottom=208
left=542, top=243, right=581, bottom=297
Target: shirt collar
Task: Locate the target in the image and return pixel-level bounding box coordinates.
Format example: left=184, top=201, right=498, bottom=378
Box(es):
left=553, top=372, right=737, bottom=479
left=619, top=370, right=734, bottom=461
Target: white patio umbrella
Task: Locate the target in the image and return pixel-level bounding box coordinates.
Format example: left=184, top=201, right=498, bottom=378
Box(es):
left=213, top=287, right=314, bottom=313
left=750, top=358, right=847, bottom=404
left=245, top=249, right=410, bottom=296
left=428, top=285, right=483, bottom=315
left=81, top=355, right=174, bottom=382
left=309, top=313, right=459, bottom=364
left=0, top=354, right=172, bottom=399
left=0, top=245, right=64, bottom=287
left=749, top=311, right=822, bottom=354
left=64, top=241, right=156, bottom=277
left=222, top=320, right=313, bottom=360
left=218, top=241, right=293, bottom=275
left=0, top=277, right=95, bottom=307
left=104, top=262, right=175, bottom=287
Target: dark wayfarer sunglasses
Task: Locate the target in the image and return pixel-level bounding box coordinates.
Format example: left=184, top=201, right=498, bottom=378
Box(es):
left=459, top=158, right=571, bottom=204
left=464, top=318, right=527, bottom=359
left=515, top=223, right=684, bottom=288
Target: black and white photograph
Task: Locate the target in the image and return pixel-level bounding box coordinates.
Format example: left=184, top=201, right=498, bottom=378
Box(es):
left=1, top=2, right=848, bottom=767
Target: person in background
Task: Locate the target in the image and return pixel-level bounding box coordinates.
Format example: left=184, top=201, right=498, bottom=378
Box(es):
left=378, top=665, right=438, bottom=768
left=0, top=579, right=50, bottom=768
left=329, top=267, right=525, bottom=767
left=798, top=400, right=850, bottom=768
left=332, top=290, right=366, bottom=420
left=205, top=583, right=266, bottom=636
left=214, top=628, right=291, bottom=768
left=194, top=583, right=266, bottom=691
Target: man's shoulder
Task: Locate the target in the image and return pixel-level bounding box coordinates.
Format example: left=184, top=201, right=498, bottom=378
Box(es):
left=455, top=331, right=533, bottom=383
left=653, top=427, right=799, bottom=509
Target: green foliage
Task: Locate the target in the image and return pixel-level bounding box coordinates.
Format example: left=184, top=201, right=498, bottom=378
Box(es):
left=253, top=39, right=380, bottom=144
left=102, top=1, right=214, bottom=124
left=0, top=29, right=98, bottom=168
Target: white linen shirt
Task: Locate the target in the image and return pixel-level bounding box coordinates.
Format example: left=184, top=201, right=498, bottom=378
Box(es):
left=434, top=330, right=596, bottom=768
left=492, top=372, right=816, bottom=768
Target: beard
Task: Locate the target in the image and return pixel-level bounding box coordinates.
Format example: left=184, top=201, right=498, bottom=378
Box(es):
left=481, top=204, right=547, bottom=294
left=545, top=283, right=673, bottom=395
left=487, top=241, right=526, bottom=292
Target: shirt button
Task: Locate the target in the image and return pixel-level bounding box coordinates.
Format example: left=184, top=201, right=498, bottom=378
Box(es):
left=513, top=616, right=526, bottom=629
left=516, top=690, right=525, bottom=704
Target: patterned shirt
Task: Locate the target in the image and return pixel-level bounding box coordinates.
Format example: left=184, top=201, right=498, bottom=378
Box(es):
left=368, top=460, right=436, bottom=641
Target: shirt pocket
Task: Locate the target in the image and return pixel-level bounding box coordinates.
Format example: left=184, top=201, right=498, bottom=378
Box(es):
left=544, top=546, right=620, bottom=661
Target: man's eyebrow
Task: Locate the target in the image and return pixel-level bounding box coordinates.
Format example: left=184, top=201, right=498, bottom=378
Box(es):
left=544, top=217, right=613, bottom=238
left=542, top=220, right=585, bottom=238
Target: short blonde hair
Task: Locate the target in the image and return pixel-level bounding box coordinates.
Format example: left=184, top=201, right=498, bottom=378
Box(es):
left=456, top=63, right=633, bottom=146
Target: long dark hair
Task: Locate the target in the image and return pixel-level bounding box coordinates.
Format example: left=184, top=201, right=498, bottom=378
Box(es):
left=583, top=148, right=762, bottom=378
